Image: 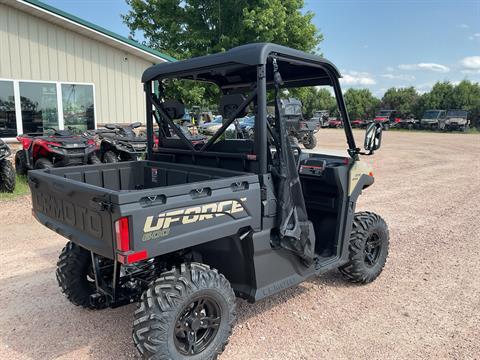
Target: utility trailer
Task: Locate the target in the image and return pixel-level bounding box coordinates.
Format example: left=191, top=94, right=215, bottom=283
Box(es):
left=29, top=43, right=388, bottom=359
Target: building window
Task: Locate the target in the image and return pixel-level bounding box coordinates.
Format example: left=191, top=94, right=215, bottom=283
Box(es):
left=19, top=82, right=58, bottom=134
left=0, top=81, right=16, bottom=137
left=62, top=84, right=95, bottom=131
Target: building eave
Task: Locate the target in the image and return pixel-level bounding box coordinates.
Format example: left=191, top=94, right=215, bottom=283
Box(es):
left=1, top=0, right=176, bottom=64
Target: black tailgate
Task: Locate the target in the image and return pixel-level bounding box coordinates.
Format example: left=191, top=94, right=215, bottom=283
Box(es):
left=28, top=170, right=116, bottom=258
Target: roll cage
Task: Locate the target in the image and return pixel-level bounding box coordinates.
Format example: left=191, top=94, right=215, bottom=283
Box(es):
left=142, top=43, right=359, bottom=174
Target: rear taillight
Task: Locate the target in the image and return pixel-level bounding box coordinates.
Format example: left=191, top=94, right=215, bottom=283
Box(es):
left=115, top=217, right=130, bottom=252
left=117, top=250, right=148, bottom=264
left=115, top=216, right=149, bottom=264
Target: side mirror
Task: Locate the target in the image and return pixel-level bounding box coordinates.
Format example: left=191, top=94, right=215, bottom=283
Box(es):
left=364, top=122, right=382, bottom=154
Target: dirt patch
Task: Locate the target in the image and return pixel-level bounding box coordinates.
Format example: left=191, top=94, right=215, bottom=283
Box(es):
left=0, top=129, right=479, bottom=359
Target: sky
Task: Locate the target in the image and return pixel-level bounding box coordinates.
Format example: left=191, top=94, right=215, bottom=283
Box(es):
left=42, top=0, right=480, bottom=97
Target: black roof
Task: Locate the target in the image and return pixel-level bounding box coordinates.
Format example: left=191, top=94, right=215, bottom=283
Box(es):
left=142, top=43, right=342, bottom=89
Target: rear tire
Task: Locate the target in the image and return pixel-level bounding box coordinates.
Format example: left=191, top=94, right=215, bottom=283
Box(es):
left=103, top=150, right=118, bottom=163
left=339, top=212, right=389, bottom=284
left=0, top=159, right=15, bottom=193
left=56, top=242, right=109, bottom=309
left=34, top=158, right=53, bottom=169
left=15, top=150, right=28, bottom=175
left=302, top=133, right=317, bottom=149
left=133, top=263, right=236, bottom=360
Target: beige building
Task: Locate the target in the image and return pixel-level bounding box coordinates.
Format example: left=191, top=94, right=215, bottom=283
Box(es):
left=0, top=0, right=173, bottom=139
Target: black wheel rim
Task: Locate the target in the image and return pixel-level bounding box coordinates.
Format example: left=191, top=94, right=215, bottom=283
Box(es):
left=364, top=233, right=382, bottom=267
left=174, top=296, right=221, bottom=355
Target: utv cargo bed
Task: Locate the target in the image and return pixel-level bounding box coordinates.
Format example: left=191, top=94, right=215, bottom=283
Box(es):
left=29, top=161, right=261, bottom=259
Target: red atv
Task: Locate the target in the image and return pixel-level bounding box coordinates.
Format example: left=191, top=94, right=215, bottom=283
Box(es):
left=351, top=119, right=368, bottom=128
left=374, top=110, right=401, bottom=130
left=327, top=117, right=343, bottom=128
left=15, top=128, right=99, bottom=174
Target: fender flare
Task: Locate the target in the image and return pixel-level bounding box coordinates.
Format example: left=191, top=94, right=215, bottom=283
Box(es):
left=349, top=174, right=374, bottom=203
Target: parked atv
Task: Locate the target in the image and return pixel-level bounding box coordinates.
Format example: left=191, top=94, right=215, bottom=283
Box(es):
left=311, top=110, right=330, bottom=127
left=441, top=110, right=469, bottom=131
left=374, top=110, right=401, bottom=130
left=15, top=128, right=99, bottom=173
left=327, top=117, right=343, bottom=128
left=351, top=118, right=367, bottom=128
left=397, top=115, right=418, bottom=130
left=0, top=139, right=15, bottom=192
left=96, top=122, right=147, bottom=162
left=282, top=98, right=319, bottom=149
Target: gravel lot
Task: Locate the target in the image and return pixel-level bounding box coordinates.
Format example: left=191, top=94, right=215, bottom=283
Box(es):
left=0, top=129, right=479, bottom=359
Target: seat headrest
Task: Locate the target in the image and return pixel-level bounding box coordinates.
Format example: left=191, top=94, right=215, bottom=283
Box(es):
left=219, top=94, right=247, bottom=119
left=162, top=99, right=185, bottom=119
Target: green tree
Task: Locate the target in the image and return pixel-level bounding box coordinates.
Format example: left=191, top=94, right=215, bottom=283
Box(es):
left=450, top=80, right=480, bottom=125
left=381, top=87, right=419, bottom=116
left=343, top=88, right=380, bottom=119
left=124, top=0, right=322, bottom=107
left=289, top=87, right=336, bottom=118
left=418, top=82, right=455, bottom=114
left=124, top=0, right=322, bottom=59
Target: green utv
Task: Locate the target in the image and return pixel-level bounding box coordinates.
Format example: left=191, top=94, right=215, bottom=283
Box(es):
left=29, top=43, right=389, bottom=359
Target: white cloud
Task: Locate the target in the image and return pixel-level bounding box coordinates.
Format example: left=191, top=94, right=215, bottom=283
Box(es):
left=340, top=71, right=376, bottom=85
left=460, top=56, right=480, bottom=69
left=381, top=74, right=416, bottom=81
left=458, top=24, right=469, bottom=29
left=468, top=33, right=480, bottom=40
left=416, top=83, right=434, bottom=94
left=398, top=63, right=450, bottom=73
left=385, top=66, right=395, bottom=72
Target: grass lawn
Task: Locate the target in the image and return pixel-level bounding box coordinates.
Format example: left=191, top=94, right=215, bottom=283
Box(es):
left=0, top=175, right=30, bottom=201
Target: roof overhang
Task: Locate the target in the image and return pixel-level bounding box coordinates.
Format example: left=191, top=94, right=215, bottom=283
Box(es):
left=142, top=43, right=342, bottom=90
left=1, top=0, right=175, bottom=64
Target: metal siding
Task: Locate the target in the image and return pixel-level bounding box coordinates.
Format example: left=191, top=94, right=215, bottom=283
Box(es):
left=8, top=6, right=22, bottom=79
left=0, top=3, right=152, bottom=125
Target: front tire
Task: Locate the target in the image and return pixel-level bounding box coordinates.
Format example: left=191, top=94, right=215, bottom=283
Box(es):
left=103, top=150, right=119, bottom=163
left=339, top=212, right=389, bottom=284
left=34, top=158, right=53, bottom=169
left=302, top=133, right=317, bottom=149
left=88, top=153, right=101, bottom=164
left=0, top=159, right=15, bottom=193
left=56, top=242, right=110, bottom=309
left=133, top=263, right=236, bottom=360
left=15, top=150, right=28, bottom=175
